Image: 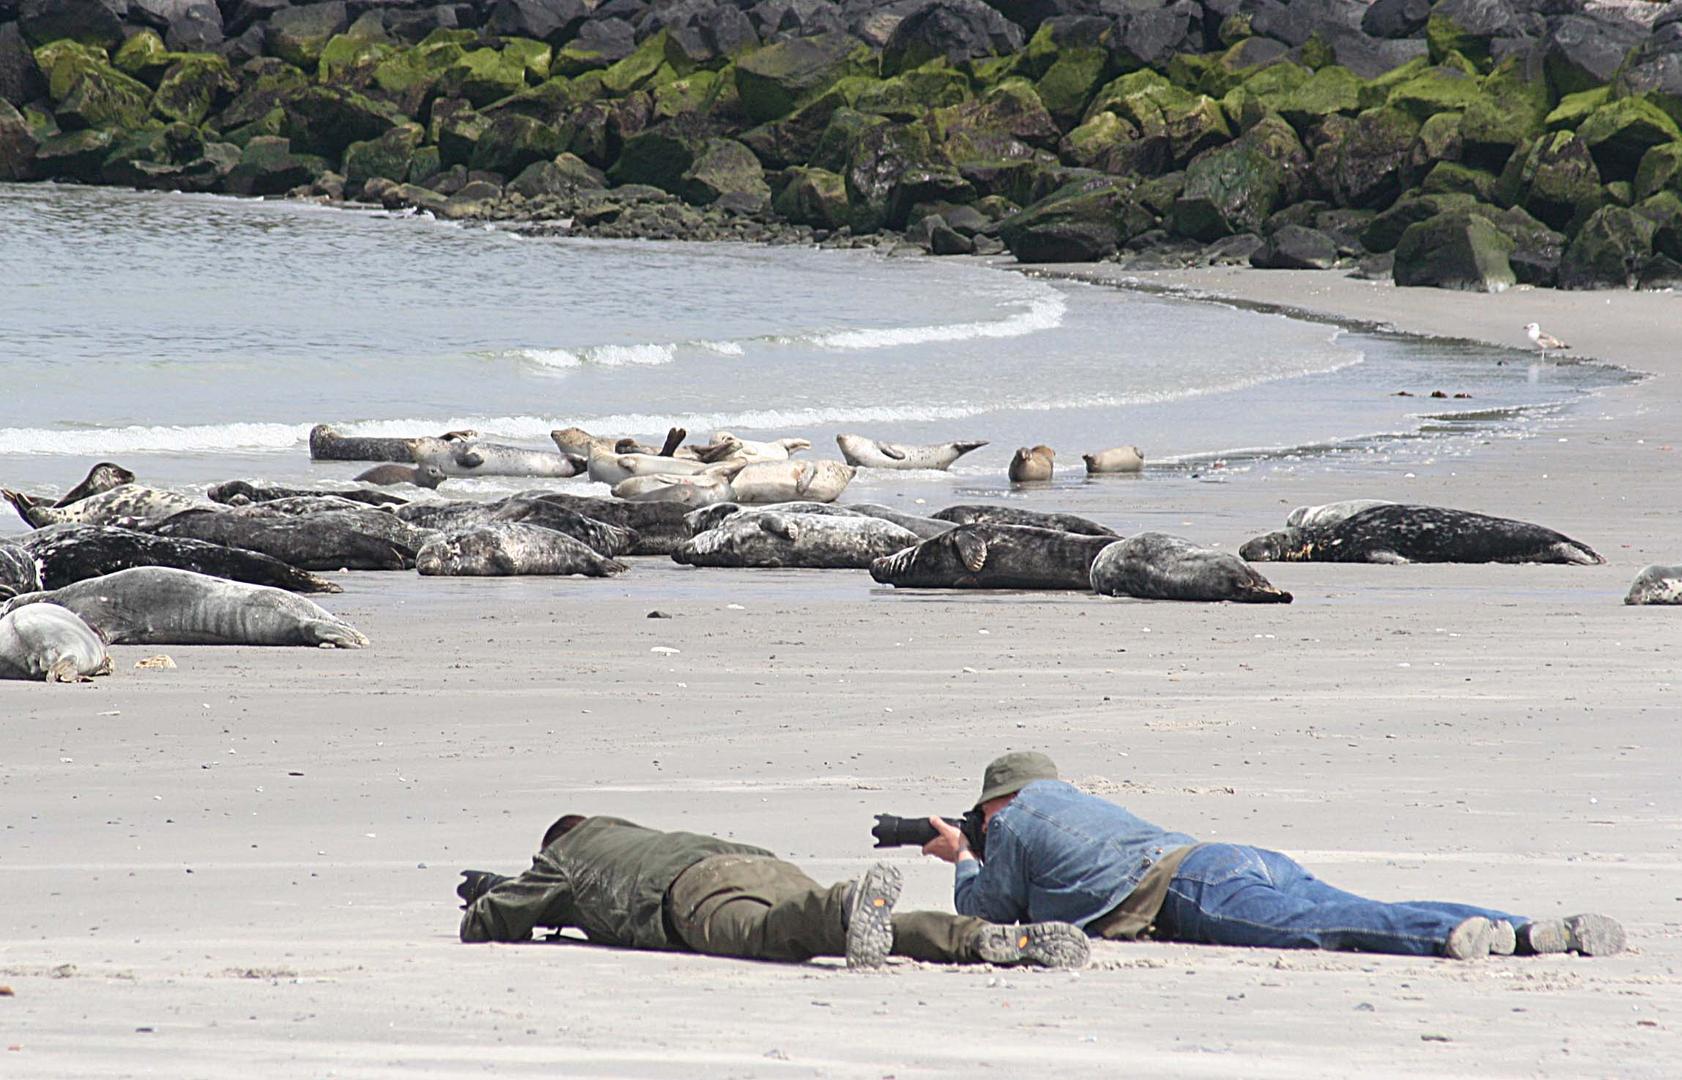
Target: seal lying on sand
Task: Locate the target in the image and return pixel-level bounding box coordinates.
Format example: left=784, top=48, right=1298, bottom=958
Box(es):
left=1008, top=446, right=1055, bottom=482
left=683, top=501, right=860, bottom=536
left=0, top=539, right=43, bottom=601
left=0, top=604, right=111, bottom=682
left=1091, top=533, right=1291, bottom=603
left=932, top=504, right=1116, bottom=537
left=1082, top=446, right=1145, bottom=474
left=4, top=568, right=368, bottom=648
left=871, top=525, right=1115, bottom=589
left=676, top=512, right=918, bottom=569
left=844, top=504, right=955, bottom=539
left=6, top=485, right=203, bottom=529
left=588, top=448, right=731, bottom=485
left=836, top=434, right=986, bottom=471
left=21, top=525, right=339, bottom=593
left=730, top=461, right=855, bottom=504
left=148, top=509, right=414, bottom=571
left=1285, top=499, right=1394, bottom=529
left=225, top=496, right=393, bottom=518
left=553, top=426, right=688, bottom=459
left=1625, top=565, right=1682, bottom=605
left=355, top=464, right=447, bottom=488
left=416, top=523, right=627, bottom=577
left=208, top=480, right=408, bottom=508
left=1240, top=505, right=1603, bottom=565
left=309, top=424, right=474, bottom=463
left=413, top=436, right=586, bottom=478
left=514, top=493, right=689, bottom=556
left=612, top=474, right=737, bottom=507
left=0, top=463, right=138, bottom=519
left=493, top=497, right=638, bottom=557
left=694, top=433, right=813, bottom=463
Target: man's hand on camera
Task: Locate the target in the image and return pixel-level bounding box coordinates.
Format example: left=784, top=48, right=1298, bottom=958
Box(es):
left=921, top=816, right=975, bottom=864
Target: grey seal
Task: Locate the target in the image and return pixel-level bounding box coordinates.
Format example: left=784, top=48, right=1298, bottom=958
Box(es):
left=0, top=463, right=138, bottom=520
left=509, top=494, right=689, bottom=556
left=870, top=525, right=1116, bottom=590
left=1285, top=499, right=1394, bottom=529
left=308, top=424, right=473, bottom=463
left=845, top=504, right=957, bottom=539
left=1081, top=446, right=1145, bottom=474
left=675, top=512, right=918, bottom=569
left=3, top=567, right=368, bottom=648
left=6, top=485, right=203, bottom=529
left=415, top=436, right=586, bottom=478
left=836, top=434, right=987, bottom=471
left=20, top=525, right=339, bottom=593
left=683, top=502, right=863, bottom=536
left=148, top=508, right=415, bottom=571
left=932, top=504, right=1116, bottom=537
left=416, top=523, right=628, bottom=577
left=0, top=603, right=112, bottom=682
left=0, top=539, right=43, bottom=601
left=224, top=496, right=394, bottom=518
left=355, top=463, right=447, bottom=488
left=1091, top=533, right=1292, bottom=603
left=208, top=480, right=408, bottom=508
left=1008, top=445, right=1055, bottom=482
left=1625, top=565, right=1682, bottom=605
left=1240, top=505, right=1603, bottom=565
left=588, top=447, right=729, bottom=485
left=493, top=497, right=638, bottom=557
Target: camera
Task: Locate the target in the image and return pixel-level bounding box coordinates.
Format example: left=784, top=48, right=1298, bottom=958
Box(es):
left=871, top=810, right=986, bottom=855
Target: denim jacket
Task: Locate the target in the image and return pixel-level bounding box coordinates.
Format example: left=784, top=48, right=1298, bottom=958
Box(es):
left=953, top=780, right=1197, bottom=927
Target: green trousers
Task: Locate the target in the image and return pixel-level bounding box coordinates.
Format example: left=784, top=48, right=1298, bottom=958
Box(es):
left=666, top=854, right=988, bottom=963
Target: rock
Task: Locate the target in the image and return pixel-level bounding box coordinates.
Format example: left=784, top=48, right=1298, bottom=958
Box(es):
left=841, top=118, right=960, bottom=231
left=1576, top=98, right=1682, bottom=184
left=217, top=58, right=311, bottom=131
left=1559, top=204, right=1656, bottom=289
left=221, top=134, right=318, bottom=194
left=1393, top=209, right=1516, bottom=291
left=879, top=0, right=1023, bottom=78
left=997, top=175, right=1134, bottom=261
left=1492, top=203, right=1565, bottom=286
left=18, top=0, right=125, bottom=50
left=487, top=0, right=589, bottom=45
left=468, top=112, right=565, bottom=176
left=1362, top=0, right=1430, bottom=39
left=1361, top=190, right=1479, bottom=251
left=681, top=136, right=768, bottom=206
left=343, top=121, right=424, bottom=192
left=1616, top=24, right=1682, bottom=129
left=51, top=58, right=154, bottom=132
left=856, top=66, right=972, bottom=121
left=1495, top=130, right=1602, bottom=231
left=599, top=30, right=666, bottom=96
left=152, top=54, right=239, bottom=126
left=773, top=164, right=849, bottom=227
left=1545, top=15, right=1643, bottom=99
left=1458, top=58, right=1550, bottom=169
left=1276, top=65, right=1361, bottom=132
left=268, top=2, right=350, bottom=71
left=508, top=152, right=605, bottom=195
left=1023, top=20, right=1108, bottom=127
left=928, top=215, right=975, bottom=253
left=317, top=14, right=394, bottom=85
left=130, top=0, right=225, bottom=52
left=1171, top=142, right=1284, bottom=240
left=935, top=79, right=1060, bottom=162
left=439, top=48, right=528, bottom=109
left=0, top=20, right=47, bottom=106
left=608, top=121, right=706, bottom=192
left=748, top=0, right=846, bottom=42
left=1639, top=252, right=1682, bottom=289
left=1327, top=106, right=1419, bottom=209
left=1425, top=0, right=1523, bottom=67
left=554, top=19, right=636, bottom=75
left=0, top=98, right=36, bottom=181
left=439, top=177, right=504, bottom=219
left=1386, top=65, right=1486, bottom=123
left=282, top=85, right=402, bottom=159
left=1636, top=141, right=1682, bottom=200
left=734, top=31, right=869, bottom=123
left=1423, top=161, right=1498, bottom=202
left=1250, top=223, right=1336, bottom=268
left=31, top=128, right=113, bottom=180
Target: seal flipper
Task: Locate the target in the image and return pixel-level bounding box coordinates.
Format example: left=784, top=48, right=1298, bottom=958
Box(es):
left=758, top=515, right=798, bottom=543
left=951, top=441, right=988, bottom=457
left=880, top=444, right=906, bottom=461
left=792, top=463, right=818, bottom=497
left=658, top=428, right=687, bottom=457
left=453, top=446, right=486, bottom=469
left=953, top=531, right=988, bottom=574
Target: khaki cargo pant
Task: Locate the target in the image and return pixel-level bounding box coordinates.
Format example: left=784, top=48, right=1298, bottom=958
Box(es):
left=666, top=854, right=988, bottom=963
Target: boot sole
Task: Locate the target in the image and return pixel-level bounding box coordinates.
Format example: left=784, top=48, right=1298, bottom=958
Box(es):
left=1444, top=916, right=1494, bottom=960
left=975, top=922, right=1091, bottom=969
left=845, top=863, right=901, bottom=969
left=1523, top=914, right=1626, bottom=957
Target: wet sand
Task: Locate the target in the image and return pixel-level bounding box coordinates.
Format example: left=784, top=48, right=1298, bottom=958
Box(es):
left=2, top=269, right=1679, bottom=1078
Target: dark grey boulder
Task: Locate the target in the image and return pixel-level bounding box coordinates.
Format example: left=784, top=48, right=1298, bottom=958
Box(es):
left=128, top=0, right=225, bottom=51
left=998, top=175, right=1135, bottom=262
left=1393, top=209, right=1517, bottom=291
left=0, top=97, right=35, bottom=181
left=487, top=0, right=589, bottom=45
left=1109, top=4, right=1202, bottom=71
left=1544, top=14, right=1644, bottom=98
left=225, top=0, right=291, bottom=37
left=0, top=20, right=46, bottom=107
left=32, top=128, right=114, bottom=181
left=880, top=0, right=1023, bottom=77
left=1250, top=224, right=1337, bottom=269
left=1560, top=204, right=1657, bottom=289
left=386, top=7, right=462, bottom=44
left=18, top=0, right=126, bottom=49
left=1361, top=0, right=1429, bottom=39
left=749, top=0, right=846, bottom=40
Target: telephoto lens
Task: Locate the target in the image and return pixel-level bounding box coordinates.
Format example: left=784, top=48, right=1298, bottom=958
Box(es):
left=871, top=814, right=951, bottom=848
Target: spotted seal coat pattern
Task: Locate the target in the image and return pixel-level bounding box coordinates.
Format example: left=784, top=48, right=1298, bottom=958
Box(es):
left=0, top=539, right=43, bottom=601
left=1091, top=533, right=1292, bottom=603
left=21, top=524, right=339, bottom=593
left=492, top=497, right=638, bottom=557
left=1625, top=565, right=1682, bottom=605
left=843, top=504, right=956, bottom=539
left=208, top=480, right=408, bottom=508
left=1285, top=499, right=1394, bottom=529
left=836, top=434, right=987, bottom=471
left=675, top=512, right=918, bottom=569
left=416, top=523, right=628, bottom=577
left=931, top=504, right=1116, bottom=537
left=870, top=525, right=1116, bottom=590
left=517, top=494, right=690, bottom=556
left=683, top=502, right=862, bottom=537
left=4, top=567, right=369, bottom=648
left=308, top=424, right=467, bottom=463
left=1239, top=505, right=1603, bottom=565
left=6, top=485, right=203, bottom=529
left=0, top=604, right=112, bottom=682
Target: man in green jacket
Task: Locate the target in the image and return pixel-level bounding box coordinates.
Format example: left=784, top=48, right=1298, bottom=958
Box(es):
left=457, top=813, right=1090, bottom=969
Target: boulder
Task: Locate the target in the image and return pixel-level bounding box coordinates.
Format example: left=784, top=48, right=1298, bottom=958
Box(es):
left=734, top=32, right=869, bottom=123
left=18, top=0, right=125, bottom=50
left=1560, top=205, right=1657, bottom=289
left=487, top=0, right=589, bottom=45
left=1544, top=15, right=1643, bottom=99
left=936, top=79, right=1059, bottom=160
left=1362, top=0, right=1430, bottom=40
left=468, top=111, right=565, bottom=175
left=439, top=177, right=504, bottom=219
left=508, top=152, right=605, bottom=196
left=0, top=97, right=36, bottom=180
left=1422, top=161, right=1498, bottom=202
left=879, top=0, right=1023, bottom=78
left=1250, top=223, right=1337, bottom=269
left=681, top=136, right=769, bottom=206
left=1276, top=65, right=1361, bottom=133
left=554, top=19, right=636, bottom=75
left=31, top=128, right=114, bottom=180
left=269, top=2, right=350, bottom=70
left=439, top=48, right=528, bottom=109
left=1059, top=110, right=1163, bottom=175
left=282, top=84, right=402, bottom=158
left=152, top=54, right=238, bottom=126
left=599, top=30, right=667, bottom=96
left=1424, top=0, right=1524, bottom=67
left=217, top=58, right=310, bottom=130
left=1489, top=203, right=1565, bottom=286
left=1636, top=141, right=1682, bottom=200
left=113, top=30, right=173, bottom=84
left=1458, top=59, right=1550, bottom=169
left=1576, top=98, right=1682, bottom=184
left=608, top=121, right=707, bottom=191
left=997, top=175, right=1134, bottom=261
left=773, top=163, right=849, bottom=228
left=1110, top=5, right=1203, bottom=72
left=1615, top=23, right=1682, bottom=128
left=51, top=58, right=154, bottom=132
left=317, top=14, right=395, bottom=85
left=343, top=121, right=424, bottom=192
left=1171, top=142, right=1284, bottom=240
left=1085, top=69, right=1229, bottom=165
left=749, top=0, right=847, bottom=41
left=0, top=20, right=46, bottom=106
left=1327, top=106, right=1419, bottom=209
left=224, top=133, right=327, bottom=194
left=841, top=119, right=961, bottom=230
left=129, top=0, right=225, bottom=52
left=1495, top=130, right=1602, bottom=231
left=1360, top=190, right=1479, bottom=252
left=855, top=66, right=971, bottom=120
left=1024, top=21, right=1108, bottom=127
left=1393, top=209, right=1516, bottom=291
left=1386, top=65, right=1487, bottom=123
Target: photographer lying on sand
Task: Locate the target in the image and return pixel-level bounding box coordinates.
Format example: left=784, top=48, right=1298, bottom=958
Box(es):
left=918, top=753, right=1625, bottom=961
left=456, top=814, right=1088, bottom=969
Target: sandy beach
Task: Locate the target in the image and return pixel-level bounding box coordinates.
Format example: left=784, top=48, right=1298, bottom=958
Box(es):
left=3, top=267, right=1679, bottom=1078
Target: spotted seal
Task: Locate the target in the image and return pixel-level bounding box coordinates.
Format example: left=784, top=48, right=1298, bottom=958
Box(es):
left=1284, top=499, right=1394, bottom=529
left=1625, top=565, right=1682, bottom=605
left=21, top=525, right=338, bottom=593
left=3, top=567, right=369, bottom=648
left=58, top=462, right=137, bottom=504
left=517, top=493, right=689, bottom=556
left=683, top=502, right=863, bottom=536
left=416, top=523, right=628, bottom=577
left=836, top=434, right=987, bottom=471
left=492, top=497, right=638, bottom=557
left=413, top=436, right=586, bottom=478
left=148, top=508, right=415, bottom=571
left=931, top=504, right=1116, bottom=537
left=208, top=480, right=408, bottom=508
left=1081, top=446, right=1145, bottom=474
left=309, top=424, right=471, bottom=463
left=6, top=485, right=203, bottom=529
left=1008, top=446, right=1055, bottom=482
left=675, top=512, right=917, bottom=569
left=0, top=539, right=43, bottom=601
left=870, top=525, right=1115, bottom=589
left=1240, top=505, right=1603, bottom=565
left=355, top=463, right=447, bottom=488
left=730, top=461, right=855, bottom=504
left=1091, top=533, right=1291, bottom=603
left=0, top=603, right=111, bottom=682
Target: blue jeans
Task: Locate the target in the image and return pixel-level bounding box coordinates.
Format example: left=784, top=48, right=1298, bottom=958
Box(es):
left=1160, top=844, right=1525, bottom=957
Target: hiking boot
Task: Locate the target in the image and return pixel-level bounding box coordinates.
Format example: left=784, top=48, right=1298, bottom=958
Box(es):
left=1518, top=914, right=1626, bottom=957
left=1444, top=916, right=1495, bottom=960
left=972, top=922, right=1091, bottom=969
left=1489, top=920, right=1517, bottom=956
left=844, top=862, right=901, bottom=969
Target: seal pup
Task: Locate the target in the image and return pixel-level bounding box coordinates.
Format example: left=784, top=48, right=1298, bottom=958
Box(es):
left=493, top=497, right=638, bottom=557
left=870, top=525, right=1115, bottom=590
left=309, top=424, right=471, bottom=463
left=3, top=568, right=368, bottom=648
left=932, top=505, right=1116, bottom=537
left=1625, top=565, right=1682, bottom=605
left=208, top=480, right=407, bottom=508
left=149, top=509, right=412, bottom=571
left=355, top=463, right=447, bottom=488
left=1081, top=446, right=1145, bottom=474
left=0, top=539, right=43, bottom=601
left=7, top=485, right=203, bottom=529
left=21, top=525, right=339, bottom=593
left=676, top=512, right=917, bottom=570
left=1008, top=446, right=1055, bottom=482
left=519, top=493, right=689, bottom=556
left=836, top=434, right=987, bottom=471
left=416, top=523, right=627, bottom=577
left=612, top=474, right=737, bottom=507
left=1239, top=505, right=1603, bottom=565
left=1285, top=499, right=1394, bottom=529
left=1091, top=533, right=1291, bottom=603
left=730, top=461, right=855, bottom=504
left=0, top=604, right=111, bottom=682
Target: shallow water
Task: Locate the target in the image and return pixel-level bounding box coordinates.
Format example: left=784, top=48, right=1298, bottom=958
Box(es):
left=0, top=183, right=1629, bottom=528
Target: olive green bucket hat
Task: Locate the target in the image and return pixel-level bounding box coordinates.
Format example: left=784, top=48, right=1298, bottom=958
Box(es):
left=974, top=751, right=1059, bottom=809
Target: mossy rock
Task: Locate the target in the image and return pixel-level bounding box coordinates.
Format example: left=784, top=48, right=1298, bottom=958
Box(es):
left=433, top=103, right=489, bottom=168
left=1276, top=65, right=1361, bottom=132
left=269, top=3, right=351, bottom=72
left=1329, top=107, right=1420, bottom=209
left=1386, top=65, right=1486, bottom=122
left=469, top=113, right=566, bottom=177
left=371, top=39, right=466, bottom=114
left=113, top=30, right=170, bottom=81
left=652, top=70, right=721, bottom=121
left=1361, top=191, right=1480, bottom=252
left=1085, top=69, right=1229, bottom=164
left=1033, top=44, right=1108, bottom=127
left=502, top=39, right=553, bottom=83
left=343, top=122, right=424, bottom=192
left=1422, top=161, right=1498, bottom=201
left=318, top=12, right=394, bottom=84
left=681, top=137, right=768, bottom=207
left=1394, top=209, right=1515, bottom=291
left=282, top=85, right=404, bottom=159
left=842, top=120, right=955, bottom=231
left=35, top=40, right=112, bottom=101
left=225, top=134, right=327, bottom=196
left=55, top=61, right=154, bottom=132
left=1459, top=60, right=1550, bottom=168
left=1560, top=204, right=1657, bottom=289
left=735, top=33, right=874, bottom=124
left=217, top=60, right=311, bottom=130
left=153, top=55, right=238, bottom=126
left=608, top=123, right=708, bottom=192
left=856, top=65, right=970, bottom=122
left=1635, top=141, right=1682, bottom=200
left=223, top=106, right=287, bottom=148
left=1545, top=87, right=1610, bottom=131
left=29, top=127, right=111, bottom=181
left=811, top=107, right=887, bottom=173
left=997, top=176, right=1136, bottom=262
left=0, top=101, right=37, bottom=182
left=482, top=77, right=583, bottom=127
left=1235, top=60, right=1313, bottom=111
left=773, top=165, right=850, bottom=229
left=935, top=79, right=1059, bottom=164
left=738, top=86, right=857, bottom=170
left=440, top=49, right=529, bottom=109
left=1496, top=130, right=1604, bottom=231
left=1576, top=98, right=1682, bottom=184
left=602, top=31, right=669, bottom=96
left=1171, top=143, right=1285, bottom=241
left=1357, top=56, right=1432, bottom=111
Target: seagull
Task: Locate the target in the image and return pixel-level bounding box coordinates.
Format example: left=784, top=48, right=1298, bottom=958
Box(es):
left=1525, top=322, right=1569, bottom=358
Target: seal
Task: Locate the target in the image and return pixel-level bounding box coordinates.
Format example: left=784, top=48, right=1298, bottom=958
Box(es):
left=514, top=493, right=689, bottom=556
left=1284, top=499, right=1394, bottom=529
left=846, top=504, right=957, bottom=539
left=225, top=496, right=394, bottom=519
left=931, top=504, right=1116, bottom=537
left=675, top=512, right=917, bottom=569
left=354, top=463, right=447, bottom=488
left=492, top=496, right=638, bottom=557
left=1081, top=446, right=1145, bottom=474
left=416, top=523, right=628, bottom=577
left=553, top=426, right=688, bottom=459
left=699, top=433, right=813, bottom=462
left=413, top=436, right=586, bottom=478
left=683, top=501, right=862, bottom=536
left=57, top=462, right=137, bottom=505
left=1239, top=505, right=1603, bottom=565
left=1090, top=533, right=1292, bottom=603
left=1625, top=564, right=1682, bottom=605
left=309, top=424, right=472, bottom=463
left=149, top=508, right=416, bottom=571
left=612, top=473, right=738, bottom=507
left=6, top=485, right=202, bottom=529
left=836, top=434, right=987, bottom=471
left=392, top=499, right=498, bottom=531
left=730, top=461, right=855, bottom=504
left=1008, top=445, right=1055, bottom=482
left=587, top=447, right=731, bottom=485
left=208, top=480, right=408, bottom=508
left=870, top=524, right=1115, bottom=589
left=0, top=539, right=43, bottom=601
left=21, top=524, right=339, bottom=593
left=0, top=603, right=112, bottom=682
left=3, top=567, right=369, bottom=648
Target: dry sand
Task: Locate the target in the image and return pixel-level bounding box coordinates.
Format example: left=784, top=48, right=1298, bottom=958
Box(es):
left=2, top=268, right=1679, bottom=1078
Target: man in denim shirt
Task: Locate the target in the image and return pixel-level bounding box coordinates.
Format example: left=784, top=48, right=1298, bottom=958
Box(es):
left=921, top=752, right=1625, bottom=961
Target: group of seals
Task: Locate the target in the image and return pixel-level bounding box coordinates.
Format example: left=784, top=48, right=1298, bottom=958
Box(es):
left=1003, top=444, right=1147, bottom=481
left=0, top=604, right=111, bottom=682
left=0, top=540, right=43, bottom=601
left=21, top=524, right=339, bottom=594
left=1241, top=505, right=1603, bottom=566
